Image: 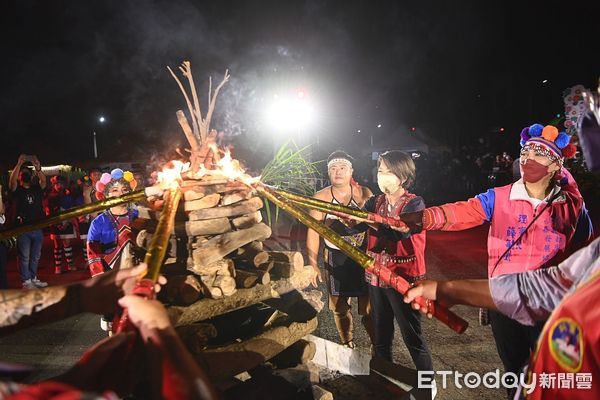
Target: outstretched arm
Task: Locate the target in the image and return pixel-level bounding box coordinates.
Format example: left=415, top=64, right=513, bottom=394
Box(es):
left=0, top=264, right=162, bottom=335
left=118, top=296, right=220, bottom=400
left=9, top=155, right=25, bottom=192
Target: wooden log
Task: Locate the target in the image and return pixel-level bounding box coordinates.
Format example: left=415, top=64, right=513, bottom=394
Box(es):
left=266, top=251, right=304, bottom=279
left=181, top=181, right=247, bottom=197
left=189, top=258, right=235, bottom=277
left=177, top=218, right=232, bottom=236
left=183, top=193, right=221, bottom=211
left=188, top=197, right=263, bottom=221
left=198, top=317, right=318, bottom=380
left=164, top=274, right=204, bottom=306
left=221, top=190, right=252, bottom=206
left=232, top=247, right=269, bottom=268
left=231, top=211, right=263, bottom=230
left=263, top=289, right=322, bottom=322
left=176, top=323, right=217, bottom=354
left=192, top=223, right=271, bottom=266
left=233, top=269, right=259, bottom=288
left=234, top=268, right=270, bottom=288
left=212, top=275, right=237, bottom=296
left=170, top=265, right=315, bottom=325
left=272, top=362, right=320, bottom=388
left=311, top=385, right=334, bottom=400
left=183, top=190, right=205, bottom=202
left=269, top=339, right=317, bottom=369
left=235, top=240, right=264, bottom=255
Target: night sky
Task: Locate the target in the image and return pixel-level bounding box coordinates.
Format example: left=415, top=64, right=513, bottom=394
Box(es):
left=1, top=0, right=599, bottom=168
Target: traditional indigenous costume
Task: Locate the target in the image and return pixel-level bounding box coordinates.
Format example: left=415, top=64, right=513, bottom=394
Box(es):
left=86, top=169, right=138, bottom=332
left=417, top=123, right=592, bottom=395
left=365, top=190, right=433, bottom=370
left=87, top=169, right=139, bottom=277
left=46, top=176, right=80, bottom=273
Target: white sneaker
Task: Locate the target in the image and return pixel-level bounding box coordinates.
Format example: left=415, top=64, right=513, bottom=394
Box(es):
left=32, top=277, right=48, bottom=288
left=22, top=280, right=37, bottom=290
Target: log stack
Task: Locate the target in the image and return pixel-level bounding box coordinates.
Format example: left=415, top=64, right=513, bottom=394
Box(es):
left=136, top=176, right=322, bottom=387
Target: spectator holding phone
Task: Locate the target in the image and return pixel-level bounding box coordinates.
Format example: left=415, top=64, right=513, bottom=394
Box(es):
left=9, top=154, right=48, bottom=289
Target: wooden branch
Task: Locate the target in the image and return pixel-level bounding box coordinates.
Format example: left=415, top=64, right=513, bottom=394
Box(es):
left=170, top=265, right=315, bottom=325
left=176, top=110, right=199, bottom=151
left=181, top=61, right=203, bottom=139
left=188, top=197, right=263, bottom=221
left=201, top=69, right=230, bottom=143
left=167, top=65, right=200, bottom=143
left=192, top=223, right=271, bottom=266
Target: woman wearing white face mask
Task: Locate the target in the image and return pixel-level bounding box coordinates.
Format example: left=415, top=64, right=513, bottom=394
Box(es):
left=363, top=150, right=434, bottom=372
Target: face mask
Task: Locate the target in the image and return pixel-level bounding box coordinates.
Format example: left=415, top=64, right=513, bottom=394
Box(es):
left=520, top=159, right=551, bottom=183
left=377, top=173, right=401, bottom=194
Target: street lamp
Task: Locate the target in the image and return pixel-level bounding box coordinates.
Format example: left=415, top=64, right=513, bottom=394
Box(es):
left=93, top=116, right=106, bottom=158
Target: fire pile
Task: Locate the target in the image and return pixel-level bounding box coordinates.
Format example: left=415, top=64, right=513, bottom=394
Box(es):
left=132, top=62, right=327, bottom=396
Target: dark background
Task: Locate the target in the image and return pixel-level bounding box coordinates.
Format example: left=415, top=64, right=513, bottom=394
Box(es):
left=1, top=0, right=598, bottom=171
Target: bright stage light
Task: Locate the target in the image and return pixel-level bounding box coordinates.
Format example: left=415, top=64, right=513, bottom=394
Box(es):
left=99, top=116, right=106, bottom=123
left=265, top=94, right=316, bottom=133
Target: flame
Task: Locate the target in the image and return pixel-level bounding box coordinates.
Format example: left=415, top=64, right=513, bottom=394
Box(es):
left=157, top=160, right=190, bottom=189
left=191, top=148, right=260, bottom=186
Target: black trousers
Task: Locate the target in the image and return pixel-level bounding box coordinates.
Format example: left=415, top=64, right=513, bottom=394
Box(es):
left=369, top=284, right=433, bottom=371
left=489, top=310, right=545, bottom=398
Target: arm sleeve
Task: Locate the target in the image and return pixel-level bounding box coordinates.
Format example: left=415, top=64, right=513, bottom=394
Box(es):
left=489, top=238, right=599, bottom=325
left=86, top=218, right=105, bottom=277
left=379, top=196, right=425, bottom=240
left=422, top=189, right=493, bottom=231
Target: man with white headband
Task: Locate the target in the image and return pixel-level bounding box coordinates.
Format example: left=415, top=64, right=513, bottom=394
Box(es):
left=306, top=150, right=375, bottom=348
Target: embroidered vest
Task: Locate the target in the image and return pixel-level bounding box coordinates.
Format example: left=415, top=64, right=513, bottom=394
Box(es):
left=367, top=193, right=426, bottom=278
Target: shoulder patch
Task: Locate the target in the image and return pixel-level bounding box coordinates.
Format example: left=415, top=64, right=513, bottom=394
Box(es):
left=548, top=317, right=584, bottom=372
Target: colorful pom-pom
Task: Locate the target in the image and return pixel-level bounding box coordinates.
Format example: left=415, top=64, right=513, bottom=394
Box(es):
left=520, top=127, right=530, bottom=143
left=528, top=123, right=544, bottom=137
left=96, top=181, right=105, bottom=192
left=555, top=132, right=570, bottom=149
left=520, top=138, right=528, bottom=147
left=123, top=171, right=134, bottom=182
left=95, top=191, right=104, bottom=200
left=129, top=179, right=137, bottom=190
left=111, top=168, right=124, bottom=180
left=541, top=125, right=559, bottom=142
left=562, top=143, right=577, bottom=158
left=100, top=173, right=112, bottom=185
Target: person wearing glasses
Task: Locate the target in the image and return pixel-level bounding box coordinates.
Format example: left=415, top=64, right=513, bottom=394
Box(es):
left=399, top=123, right=592, bottom=398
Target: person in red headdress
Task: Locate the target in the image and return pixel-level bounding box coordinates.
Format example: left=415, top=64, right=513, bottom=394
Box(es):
left=400, top=123, right=593, bottom=398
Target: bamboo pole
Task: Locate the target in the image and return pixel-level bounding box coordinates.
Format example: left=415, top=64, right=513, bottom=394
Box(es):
left=0, top=190, right=148, bottom=240
left=257, top=187, right=468, bottom=334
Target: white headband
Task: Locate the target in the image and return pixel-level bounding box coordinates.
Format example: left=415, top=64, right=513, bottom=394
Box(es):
left=327, top=158, right=352, bottom=169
